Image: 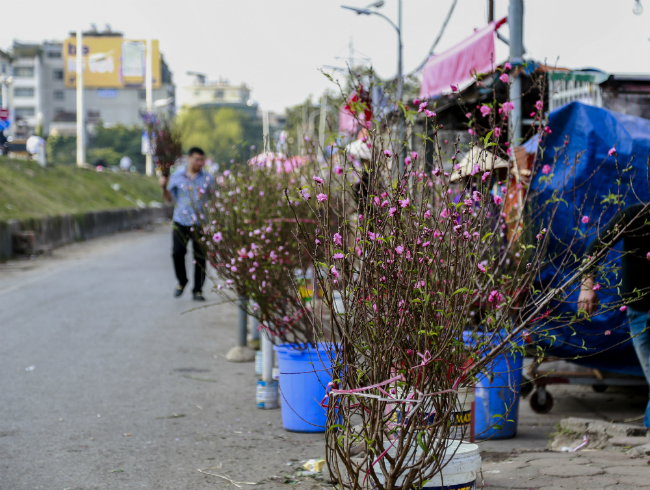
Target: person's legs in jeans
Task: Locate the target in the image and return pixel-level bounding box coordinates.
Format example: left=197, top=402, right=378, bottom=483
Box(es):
left=172, top=223, right=190, bottom=288
left=191, top=234, right=206, bottom=294
left=626, top=308, right=650, bottom=428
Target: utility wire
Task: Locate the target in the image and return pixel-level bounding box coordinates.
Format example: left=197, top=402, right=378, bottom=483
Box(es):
left=405, top=0, right=458, bottom=77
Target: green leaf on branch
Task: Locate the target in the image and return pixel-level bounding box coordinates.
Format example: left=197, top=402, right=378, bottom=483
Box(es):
left=417, top=431, right=428, bottom=454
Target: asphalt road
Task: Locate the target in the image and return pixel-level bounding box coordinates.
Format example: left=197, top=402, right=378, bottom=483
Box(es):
left=1, top=224, right=647, bottom=489
left=0, top=225, right=323, bottom=490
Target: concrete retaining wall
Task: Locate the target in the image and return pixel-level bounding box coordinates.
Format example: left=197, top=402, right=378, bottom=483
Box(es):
left=0, top=205, right=173, bottom=261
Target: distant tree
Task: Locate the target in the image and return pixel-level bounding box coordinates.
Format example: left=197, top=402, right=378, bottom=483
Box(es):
left=91, top=123, right=145, bottom=171
left=46, top=135, right=76, bottom=165
left=178, top=106, right=263, bottom=167
left=46, top=123, right=145, bottom=170
left=87, top=147, right=121, bottom=167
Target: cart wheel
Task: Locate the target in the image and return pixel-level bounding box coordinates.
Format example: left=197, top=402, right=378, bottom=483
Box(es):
left=520, top=376, right=534, bottom=399
left=592, top=384, right=608, bottom=393
left=530, top=388, right=554, bottom=414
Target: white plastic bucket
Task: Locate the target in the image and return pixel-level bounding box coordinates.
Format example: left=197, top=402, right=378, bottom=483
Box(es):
left=256, top=380, right=279, bottom=409
left=375, top=440, right=481, bottom=489
left=391, top=387, right=475, bottom=440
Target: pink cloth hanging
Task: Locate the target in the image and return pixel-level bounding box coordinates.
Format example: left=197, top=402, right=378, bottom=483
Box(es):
left=420, top=17, right=507, bottom=99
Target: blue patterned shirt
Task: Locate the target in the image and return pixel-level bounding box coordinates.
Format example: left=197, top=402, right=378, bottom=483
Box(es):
left=167, top=167, right=215, bottom=226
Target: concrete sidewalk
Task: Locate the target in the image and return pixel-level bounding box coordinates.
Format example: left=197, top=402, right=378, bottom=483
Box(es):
left=1, top=224, right=648, bottom=489
left=481, top=450, right=650, bottom=489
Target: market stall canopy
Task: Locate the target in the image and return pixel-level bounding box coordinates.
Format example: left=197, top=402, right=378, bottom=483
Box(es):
left=449, top=146, right=511, bottom=182
left=420, top=17, right=507, bottom=99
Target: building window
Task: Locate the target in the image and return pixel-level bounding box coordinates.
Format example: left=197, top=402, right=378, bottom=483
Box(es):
left=47, top=50, right=62, bottom=59
left=53, top=69, right=64, bottom=80
left=54, top=90, right=64, bottom=100
left=214, top=90, right=224, bottom=99
left=14, top=87, right=35, bottom=97
left=13, top=66, right=35, bottom=78
left=15, top=107, right=36, bottom=118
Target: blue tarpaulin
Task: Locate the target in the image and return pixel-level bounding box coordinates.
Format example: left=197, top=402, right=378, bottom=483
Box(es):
left=532, top=101, right=650, bottom=376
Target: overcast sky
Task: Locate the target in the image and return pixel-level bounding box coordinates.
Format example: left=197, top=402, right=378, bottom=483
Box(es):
left=2, top=0, right=648, bottom=113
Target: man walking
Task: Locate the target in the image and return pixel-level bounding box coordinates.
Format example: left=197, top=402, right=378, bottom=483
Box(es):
left=159, top=147, right=213, bottom=301
left=578, top=203, right=650, bottom=428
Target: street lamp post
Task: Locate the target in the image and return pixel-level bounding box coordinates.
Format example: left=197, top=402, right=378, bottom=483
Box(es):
left=145, top=39, right=154, bottom=176
left=0, top=76, right=12, bottom=110
left=509, top=0, right=524, bottom=145
left=76, top=29, right=85, bottom=167
left=342, top=0, right=404, bottom=174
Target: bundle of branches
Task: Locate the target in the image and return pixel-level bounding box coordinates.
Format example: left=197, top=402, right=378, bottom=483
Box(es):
left=201, top=152, right=325, bottom=346
left=287, top=72, right=638, bottom=490
left=145, top=114, right=183, bottom=177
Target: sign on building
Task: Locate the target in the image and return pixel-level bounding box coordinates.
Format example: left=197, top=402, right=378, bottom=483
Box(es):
left=63, top=37, right=161, bottom=89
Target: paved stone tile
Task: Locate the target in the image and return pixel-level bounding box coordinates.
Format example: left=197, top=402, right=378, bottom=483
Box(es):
left=582, top=449, right=630, bottom=460
left=604, top=465, right=650, bottom=476
left=533, top=475, right=619, bottom=488
left=528, top=457, right=589, bottom=467
left=608, top=436, right=650, bottom=447
left=591, top=458, right=650, bottom=466
left=538, top=465, right=604, bottom=477
left=511, top=451, right=573, bottom=461
left=482, top=460, right=529, bottom=471
left=608, top=486, right=650, bottom=490
left=618, top=475, right=650, bottom=486
left=481, top=475, right=549, bottom=489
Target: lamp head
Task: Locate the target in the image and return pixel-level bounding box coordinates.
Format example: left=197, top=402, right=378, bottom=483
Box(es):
left=342, top=5, right=372, bottom=15
left=634, top=0, right=644, bottom=15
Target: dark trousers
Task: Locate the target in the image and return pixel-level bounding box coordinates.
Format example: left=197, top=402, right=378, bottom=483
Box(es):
left=172, top=222, right=206, bottom=293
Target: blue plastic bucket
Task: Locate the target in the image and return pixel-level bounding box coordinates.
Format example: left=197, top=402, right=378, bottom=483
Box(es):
left=465, top=331, right=524, bottom=440
left=274, top=343, right=333, bottom=432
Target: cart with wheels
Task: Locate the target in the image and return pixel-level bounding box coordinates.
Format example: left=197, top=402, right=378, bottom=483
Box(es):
left=525, top=356, right=647, bottom=414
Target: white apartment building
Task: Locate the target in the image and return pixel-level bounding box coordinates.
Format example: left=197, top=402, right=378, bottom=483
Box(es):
left=182, top=72, right=256, bottom=116
left=7, top=29, right=174, bottom=139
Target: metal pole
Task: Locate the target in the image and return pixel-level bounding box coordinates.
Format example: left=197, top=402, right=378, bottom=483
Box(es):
left=76, top=29, right=85, bottom=167
left=262, top=109, right=269, bottom=152
left=397, top=0, right=405, bottom=176
left=145, top=39, right=154, bottom=176
left=488, top=0, right=494, bottom=22
left=509, top=0, right=524, bottom=145
left=319, top=94, right=327, bottom=156
left=238, top=296, right=248, bottom=347
left=261, top=334, right=273, bottom=382
left=301, top=104, right=308, bottom=155
left=252, top=319, right=260, bottom=341
left=1, top=83, right=7, bottom=109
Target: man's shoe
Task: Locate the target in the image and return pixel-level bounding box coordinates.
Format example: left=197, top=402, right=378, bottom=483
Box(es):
left=193, top=291, right=206, bottom=301
left=174, top=284, right=186, bottom=298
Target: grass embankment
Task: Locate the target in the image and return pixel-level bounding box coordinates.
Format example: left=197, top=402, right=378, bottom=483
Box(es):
left=0, top=158, right=163, bottom=222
